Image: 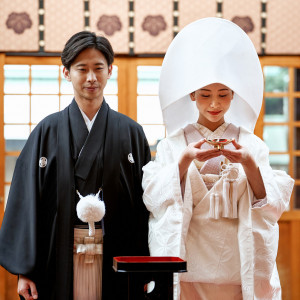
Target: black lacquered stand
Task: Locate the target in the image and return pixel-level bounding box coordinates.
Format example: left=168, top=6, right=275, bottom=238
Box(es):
left=113, top=256, right=187, bottom=300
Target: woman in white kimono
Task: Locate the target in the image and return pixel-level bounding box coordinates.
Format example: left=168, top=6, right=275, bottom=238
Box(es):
left=142, top=18, right=294, bottom=300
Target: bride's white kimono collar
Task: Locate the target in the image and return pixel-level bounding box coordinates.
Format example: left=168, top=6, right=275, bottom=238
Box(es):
left=159, top=17, right=263, bottom=135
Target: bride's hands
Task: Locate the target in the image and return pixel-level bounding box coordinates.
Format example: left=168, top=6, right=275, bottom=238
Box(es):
left=179, top=139, right=220, bottom=180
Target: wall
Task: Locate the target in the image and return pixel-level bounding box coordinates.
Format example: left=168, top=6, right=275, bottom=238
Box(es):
left=0, top=0, right=300, bottom=55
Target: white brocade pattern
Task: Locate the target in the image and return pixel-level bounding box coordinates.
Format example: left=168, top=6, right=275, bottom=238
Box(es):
left=142, top=125, right=294, bottom=300
left=180, top=162, right=245, bottom=284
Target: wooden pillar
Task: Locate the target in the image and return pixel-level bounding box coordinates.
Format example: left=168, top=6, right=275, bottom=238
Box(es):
left=0, top=53, right=19, bottom=300
left=0, top=52, right=6, bottom=300
left=116, top=57, right=138, bottom=120
left=291, top=220, right=300, bottom=299
left=279, top=214, right=300, bottom=300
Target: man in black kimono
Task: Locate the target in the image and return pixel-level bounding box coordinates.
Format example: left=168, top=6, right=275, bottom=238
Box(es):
left=0, top=31, right=150, bottom=299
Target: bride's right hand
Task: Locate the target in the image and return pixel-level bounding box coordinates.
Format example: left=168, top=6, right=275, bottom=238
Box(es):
left=179, top=139, right=220, bottom=179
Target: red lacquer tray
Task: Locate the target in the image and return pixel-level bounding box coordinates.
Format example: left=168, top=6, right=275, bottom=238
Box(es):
left=113, top=256, right=187, bottom=273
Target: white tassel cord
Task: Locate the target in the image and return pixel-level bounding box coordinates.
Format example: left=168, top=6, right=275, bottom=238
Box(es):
left=221, top=164, right=239, bottom=219
left=209, top=194, right=215, bottom=219
left=215, top=193, right=220, bottom=219
left=209, top=193, right=221, bottom=220
left=231, top=181, right=238, bottom=218
left=222, top=180, right=230, bottom=218
left=76, top=190, right=83, bottom=199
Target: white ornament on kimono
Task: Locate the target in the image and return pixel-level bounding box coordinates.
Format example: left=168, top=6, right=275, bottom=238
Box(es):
left=209, top=193, right=221, bottom=219
left=208, top=163, right=239, bottom=220
left=76, top=189, right=105, bottom=236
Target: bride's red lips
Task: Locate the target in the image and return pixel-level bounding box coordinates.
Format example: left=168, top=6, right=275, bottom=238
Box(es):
left=208, top=111, right=221, bottom=115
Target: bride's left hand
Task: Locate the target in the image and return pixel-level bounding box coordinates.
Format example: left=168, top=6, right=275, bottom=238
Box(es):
left=220, top=139, right=253, bottom=167
left=221, top=139, right=266, bottom=199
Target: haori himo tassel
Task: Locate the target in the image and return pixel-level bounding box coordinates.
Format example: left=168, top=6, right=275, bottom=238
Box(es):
left=221, top=163, right=239, bottom=219
left=208, top=163, right=239, bottom=220
left=209, top=193, right=221, bottom=219
left=76, top=189, right=105, bottom=236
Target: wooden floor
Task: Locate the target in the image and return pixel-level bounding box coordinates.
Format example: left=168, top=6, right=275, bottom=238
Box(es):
left=0, top=219, right=299, bottom=300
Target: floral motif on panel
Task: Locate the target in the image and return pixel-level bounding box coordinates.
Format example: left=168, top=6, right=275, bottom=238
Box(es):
left=97, top=15, right=122, bottom=36
left=142, top=15, right=167, bottom=36
left=232, top=16, right=254, bottom=33
left=6, top=12, right=32, bottom=34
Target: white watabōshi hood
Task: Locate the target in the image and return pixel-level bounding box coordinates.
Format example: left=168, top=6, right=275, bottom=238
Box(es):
left=159, top=17, right=264, bottom=135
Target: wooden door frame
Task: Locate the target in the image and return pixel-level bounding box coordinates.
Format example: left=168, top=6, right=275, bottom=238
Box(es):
left=116, top=57, right=163, bottom=120
left=0, top=53, right=6, bottom=300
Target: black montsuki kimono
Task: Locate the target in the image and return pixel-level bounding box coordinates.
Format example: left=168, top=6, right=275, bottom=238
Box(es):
left=0, top=99, right=151, bottom=299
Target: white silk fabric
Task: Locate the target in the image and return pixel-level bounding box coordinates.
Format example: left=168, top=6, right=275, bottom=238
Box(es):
left=142, top=126, right=294, bottom=299
left=159, top=17, right=264, bottom=135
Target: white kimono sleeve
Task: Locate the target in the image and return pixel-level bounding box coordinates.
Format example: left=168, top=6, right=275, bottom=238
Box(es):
left=246, top=133, right=294, bottom=224
left=240, top=129, right=294, bottom=299
left=142, top=138, right=183, bottom=219
left=142, top=136, right=186, bottom=258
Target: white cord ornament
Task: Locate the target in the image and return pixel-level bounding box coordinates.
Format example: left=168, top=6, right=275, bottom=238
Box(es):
left=208, top=163, right=240, bottom=220
left=221, top=164, right=239, bottom=219
left=76, top=189, right=105, bottom=236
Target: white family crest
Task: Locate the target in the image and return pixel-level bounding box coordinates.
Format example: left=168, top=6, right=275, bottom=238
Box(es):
left=128, top=153, right=135, bottom=163
left=39, top=157, right=47, bottom=168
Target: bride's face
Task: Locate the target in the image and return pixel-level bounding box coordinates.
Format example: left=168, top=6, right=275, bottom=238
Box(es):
left=190, top=83, right=234, bottom=130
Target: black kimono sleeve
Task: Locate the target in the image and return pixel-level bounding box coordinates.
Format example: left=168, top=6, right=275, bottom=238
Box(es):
left=133, top=126, right=151, bottom=253
left=0, top=118, right=57, bottom=282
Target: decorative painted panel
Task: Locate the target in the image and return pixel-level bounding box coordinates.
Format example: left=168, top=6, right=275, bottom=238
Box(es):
left=90, top=0, right=128, bottom=54
left=0, top=0, right=39, bottom=52
left=223, top=0, right=261, bottom=54
left=179, top=0, right=215, bottom=30
left=267, top=0, right=300, bottom=54
left=0, top=0, right=299, bottom=55
left=134, top=0, right=173, bottom=54
left=44, top=0, right=84, bottom=52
